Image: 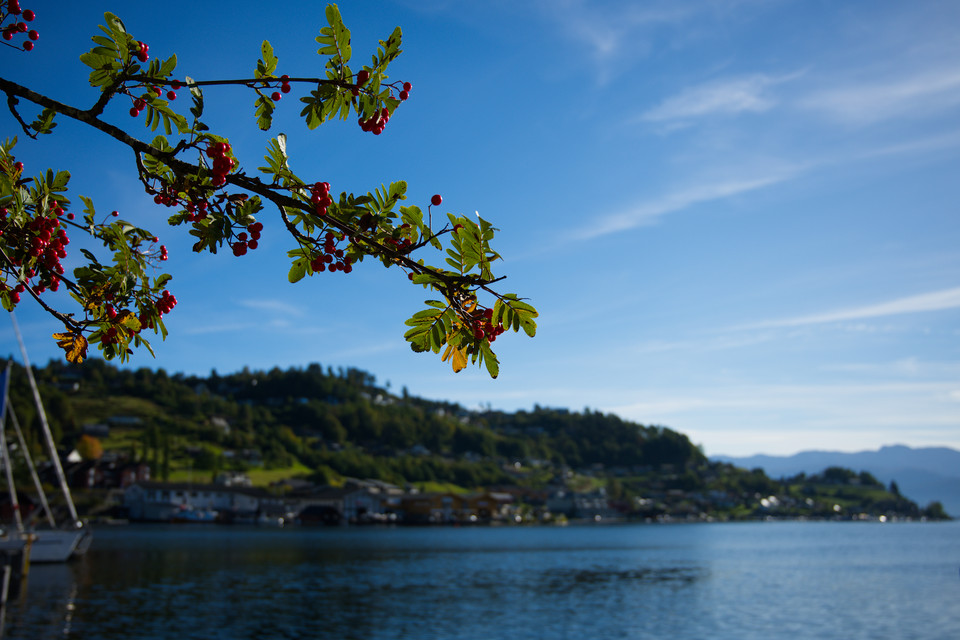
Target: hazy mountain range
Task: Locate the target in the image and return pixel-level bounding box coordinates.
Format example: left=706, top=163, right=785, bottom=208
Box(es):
left=712, top=445, right=960, bottom=516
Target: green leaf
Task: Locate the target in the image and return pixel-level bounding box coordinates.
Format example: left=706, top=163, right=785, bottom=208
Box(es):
left=288, top=258, right=307, bottom=283
left=159, top=54, right=178, bottom=78
left=259, top=40, right=278, bottom=76
left=255, top=94, right=275, bottom=131
left=29, top=107, right=58, bottom=135
left=480, top=342, right=499, bottom=379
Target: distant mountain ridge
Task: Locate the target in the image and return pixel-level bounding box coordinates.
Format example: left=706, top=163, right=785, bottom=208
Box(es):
left=712, top=445, right=960, bottom=516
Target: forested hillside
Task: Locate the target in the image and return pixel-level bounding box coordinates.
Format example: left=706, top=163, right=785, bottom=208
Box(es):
left=5, top=358, right=700, bottom=485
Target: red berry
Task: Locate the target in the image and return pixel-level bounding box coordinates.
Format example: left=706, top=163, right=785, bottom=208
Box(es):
left=399, top=90, right=409, bottom=101
left=402, top=82, right=412, bottom=92
left=111, top=210, right=119, bottom=217
left=22, top=9, right=34, bottom=21
left=22, top=41, right=33, bottom=51
left=171, top=80, right=182, bottom=90
left=281, top=83, right=291, bottom=93
left=430, top=194, right=442, bottom=206
left=356, top=70, right=370, bottom=86
left=28, top=29, right=38, bottom=40
left=130, top=107, right=140, bottom=117
left=166, top=91, right=176, bottom=100
left=271, top=91, right=281, bottom=101
left=17, top=22, right=27, bottom=32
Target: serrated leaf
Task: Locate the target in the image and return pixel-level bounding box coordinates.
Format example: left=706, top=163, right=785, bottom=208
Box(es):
left=450, top=346, right=467, bottom=373
left=118, top=311, right=141, bottom=331
left=480, top=342, right=499, bottom=378
left=288, top=258, right=307, bottom=283
left=260, top=40, right=278, bottom=75
left=53, top=332, right=88, bottom=364
left=160, top=54, right=178, bottom=77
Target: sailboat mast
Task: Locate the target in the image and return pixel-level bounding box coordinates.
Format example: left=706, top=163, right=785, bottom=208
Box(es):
left=9, top=313, right=81, bottom=526
left=8, top=405, right=56, bottom=528
left=0, top=363, right=25, bottom=534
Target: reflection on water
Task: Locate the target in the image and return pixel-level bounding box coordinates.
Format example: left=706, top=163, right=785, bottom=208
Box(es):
left=539, top=566, right=707, bottom=593
left=3, top=522, right=959, bottom=639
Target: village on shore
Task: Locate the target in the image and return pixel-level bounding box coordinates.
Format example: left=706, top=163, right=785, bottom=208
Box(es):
left=56, top=458, right=947, bottom=528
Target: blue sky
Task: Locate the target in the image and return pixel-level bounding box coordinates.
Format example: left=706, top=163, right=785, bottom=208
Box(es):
left=3, top=0, right=959, bottom=456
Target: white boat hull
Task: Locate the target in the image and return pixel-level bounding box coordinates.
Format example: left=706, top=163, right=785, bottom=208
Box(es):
left=28, top=528, right=92, bottom=563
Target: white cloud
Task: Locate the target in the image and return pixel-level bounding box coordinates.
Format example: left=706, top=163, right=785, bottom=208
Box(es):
left=641, top=73, right=799, bottom=122
left=800, top=67, right=960, bottom=125
left=740, top=287, right=960, bottom=329
left=576, top=169, right=797, bottom=240
left=604, top=381, right=960, bottom=455
left=239, top=299, right=304, bottom=317
left=536, top=0, right=695, bottom=61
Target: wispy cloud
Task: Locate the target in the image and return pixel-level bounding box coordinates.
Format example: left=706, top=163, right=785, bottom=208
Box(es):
left=327, top=340, right=403, bottom=360
left=536, top=0, right=695, bottom=61
left=575, top=169, right=798, bottom=240
left=239, top=299, right=304, bottom=317
left=800, top=67, right=960, bottom=125
left=822, top=358, right=960, bottom=379
left=571, top=120, right=960, bottom=245
left=179, top=299, right=308, bottom=335
left=630, top=331, right=777, bottom=355
left=604, top=380, right=960, bottom=455
left=740, top=287, right=960, bottom=330
left=640, top=72, right=801, bottom=123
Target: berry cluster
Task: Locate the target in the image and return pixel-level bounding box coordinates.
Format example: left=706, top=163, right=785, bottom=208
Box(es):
left=310, top=181, right=333, bottom=216
left=310, top=230, right=353, bottom=274
left=358, top=107, right=392, bottom=135
left=128, top=84, right=166, bottom=118
left=472, top=307, right=506, bottom=343
left=0, top=194, right=69, bottom=305
left=134, top=39, right=149, bottom=63
left=268, top=75, right=291, bottom=102
left=183, top=198, right=209, bottom=221
left=119, top=288, right=176, bottom=339
left=388, top=224, right=415, bottom=252
left=231, top=221, right=262, bottom=256
left=2, top=2, right=37, bottom=51
left=166, top=79, right=181, bottom=101
left=354, top=76, right=412, bottom=134
left=155, top=289, right=176, bottom=315
left=205, top=141, right=234, bottom=187
left=99, top=296, right=126, bottom=346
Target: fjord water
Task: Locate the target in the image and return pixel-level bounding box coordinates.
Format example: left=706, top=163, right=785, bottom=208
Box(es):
left=5, top=521, right=959, bottom=639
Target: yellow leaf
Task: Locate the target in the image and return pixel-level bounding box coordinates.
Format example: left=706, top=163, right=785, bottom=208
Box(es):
left=450, top=346, right=467, bottom=373
left=117, top=310, right=141, bottom=331
left=53, top=331, right=89, bottom=364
